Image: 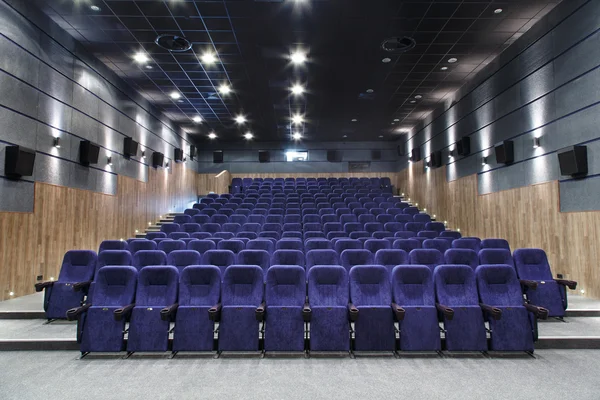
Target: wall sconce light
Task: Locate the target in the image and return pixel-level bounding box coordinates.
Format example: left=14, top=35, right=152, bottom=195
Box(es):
left=482, top=157, right=487, bottom=166
left=533, top=137, right=541, bottom=149
left=141, top=150, right=146, bottom=158
left=53, top=137, right=61, bottom=148
left=107, top=156, right=112, bottom=166
left=165, top=162, right=170, bottom=169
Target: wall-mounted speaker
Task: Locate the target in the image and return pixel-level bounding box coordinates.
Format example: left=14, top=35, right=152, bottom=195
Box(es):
left=430, top=151, right=442, bottom=168
left=174, top=148, right=183, bottom=162
left=558, top=145, right=588, bottom=178
left=397, top=143, right=406, bottom=157
left=371, top=150, right=381, bottom=161
left=259, top=151, right=270, bottom=163
left=190, top=145, right=196, bottom=160
left=327, top=150, right=342, bottom=162
left=152, top=151, right=164, bottom=168
left=410, top=147, right=421, bottom=162
left=79, top=140, right=100, bottom=165
left=457, top=136, right=471, bottom=156
left=213, top=151, right=224, bottom=164
left=495, top=140, right=514, bottom=164
left=5, top=145, right=35, bottom=178
left=123, top=137, right=138, bottom=158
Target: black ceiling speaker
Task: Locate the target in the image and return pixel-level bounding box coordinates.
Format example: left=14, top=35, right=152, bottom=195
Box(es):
left=155, top=34, right=192, bottom=52
left=152, top=152, right=164, bottom=168
left=213, top=151, right=223, bottom=164
left=381, top=36, right=416, bottom=53
left=79, top=140, right=100, bottom=165
left=123, top=137, right=138, bottom=158
left=558, top=146, right=588, bottom=178
left=327, top=150, right=342, bottom=162
left=457, top=136, right=471, bottom=156
left=397, top=143, right=406, bottom=157
left=410, top=147, right=421, bottom=162
left=190, top=145, right=196, bottom=160
left=430, top=151, right=442, bottom=168
left=371, top=150, right=381, bottom=161
left=259, top=151, right=270, bottom=163
left=495, top=140, right=514, bottom=164
left=5, top=145, right=35, bottom=178
left=174, top=148, right=184, bottom=163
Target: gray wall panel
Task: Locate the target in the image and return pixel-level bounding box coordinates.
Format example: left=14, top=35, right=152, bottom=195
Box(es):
left=560, top=175, right=600, bottom=212
left=0, top=178, right=34, bottom=212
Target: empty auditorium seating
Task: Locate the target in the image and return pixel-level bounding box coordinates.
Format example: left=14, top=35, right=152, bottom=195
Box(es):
left=408, top=249, right=443, bottom=272
left=340, top=249, right=374, bottom=272
left=167, top=250, right=201, bottom=273
left=202, top=250, right=236, bottom=276
left=99, top=240, right=128, bottom=252
left=272, top=249, right=305, bottom=268
left=444, top=248, right=479, bottom=270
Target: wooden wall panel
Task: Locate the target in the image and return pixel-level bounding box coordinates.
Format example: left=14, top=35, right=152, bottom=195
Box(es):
left=197, top=170, right=230, bottom=195
left=0, top=163, right=196, bottom=301
left=398, top=161, right=600, bottom=299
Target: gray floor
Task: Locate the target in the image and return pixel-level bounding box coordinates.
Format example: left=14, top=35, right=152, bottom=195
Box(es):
left=0, top=319, right=76, bottom=339
left=538, top=317, right=600, bottom=337
left=0, top=350, right=599, bottom=400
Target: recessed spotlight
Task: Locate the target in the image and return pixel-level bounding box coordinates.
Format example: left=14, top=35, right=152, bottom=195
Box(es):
left=410, top=100, right=416, bottom=104
left=177, top=99, right=184, bottom=103
left=382, top=58, right=392, bottom=63
left=441, top=66, right=448, bottom=71
left=292, top=132, right=302, bottom=140
left=145, top=65, right=153, bottom=69
left=366, top=89, right=374, bottom=93
left=393, top=118, right=400, bottom=122
left=343, top=135, right=348, bottom=138
left=290, top=50, right=307, bottom=65
left=208, top=132, right=217, bottom=139
left=133, top=52, right=149, bottom=64
left=291, top=114, right=304, bottom=125
left=218, top=84, right=232, bottom=95
left=192, top=115, right=203, bottom=123
left=494, top=8, right=503, bottom=14
left=90, top=5, right=100, bottom=12
left=448, top=57, right=458, bottom=63
left=169, top=91, right=181, bottom=100
left=290, top=84, right=305, bottom=96
left=235, top=115, right=247, bottom=124
left=414, top=95, right=422, bottom=99
left=244, top=132, right=253, bottom=140
left=200, top=52, right=217, bottom=65
left=379, top=135, right=384, bottom=138
left=351, top=118, right=358, bottom=122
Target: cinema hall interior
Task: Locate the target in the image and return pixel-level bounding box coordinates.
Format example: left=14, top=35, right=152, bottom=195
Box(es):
left=1, top=0, right=600, bottom=398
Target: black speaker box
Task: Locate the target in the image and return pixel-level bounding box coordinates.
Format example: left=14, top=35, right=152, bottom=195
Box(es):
left=213, top=151, right=224, bottom=164
left=259, top=151, right=270, bottom=163
left=371, top=150, right=381, bottom=161
left=430, top=151, right=442, bottom=168
left=79, top=140, right=100, bottom=165
left=558, top=145, right=588, bottom=178
left=327, top=150, right=342, bottom=162
left=190, top=145, right=197, bottom=160
left=457, top=136, right=471, bottom=156
left=123, top=137, right=138, bottom=158
left=4, top=145, right=35, bottom=178
left=152, top=152, right=164, bottom=168
left=410, top=147, right=421, bottom=162
left=174, top=148, right=184, bottom=162
left=495, top=140, right=514, bottom=164
left=397, top=143, right=406, bottom=157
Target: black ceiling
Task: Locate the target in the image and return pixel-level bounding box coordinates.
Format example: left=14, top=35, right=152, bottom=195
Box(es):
left=35, top=0, right=560, bottom=143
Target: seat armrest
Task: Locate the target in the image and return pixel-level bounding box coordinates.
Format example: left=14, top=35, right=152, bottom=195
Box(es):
left=208, top=303, right=222, bottom=322
left=34, top=281, right=54, bottom=292
left=436, top=303, right=454, bottom=320
left=303, top=301, right=312, bottom=322
left=73, top=281, right=92, bottom=292
left=66, top=303, right=92, bottom=321
left=391, top=303, right=405, bottom=321
left=524, top=303, right=549, bottom=320
left=114, top=303, right=135, bottom=321
left=556, top=279, right=577, bottom=290
left=160, top=303, right=179, bottom=321
left=348, top=302, right=359, bottom=322
left=520, top=280, right=538, bottom=290
left=255, top=301, right=266, bottom=322
left=480, top=303, right=502, bottom=320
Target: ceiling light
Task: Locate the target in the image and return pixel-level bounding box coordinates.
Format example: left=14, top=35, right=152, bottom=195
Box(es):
left=394, top=118, right=400, bottom=122
left=218, top=84, right=232, bottom=95
left=133, top=52, right=149, bottom=63
left=208, top=132, right=217, bottom=139
left=291, top=114, right=304, bottom=125
left=200, top=52, right=217, bottom=64
left=290, top=84, right=305, bottom=96
left=382, top=58, right=392, bottom=63
left=292, top=132, right=302, bottom=140
left=379, top=135, right=384, bottom=138
left=290, top=50, right=307, bottom=65
left=192, top=115, right=203, bottom=123
left=343, top=135, right=347, bottom=138
left=448, top=57, right=458, bottom=63
left=235, top=115, right=247, bottom=124
left=415, top=95, right=422, bottom=99
left=90, top=5, right=100, bottom=12
left=169, top=91, right=181, bottom=100
left=441, top=66, right=448, bottom=71
left=410, top=100, right=416, bottom=104
left=244, top=132, right=253, bottom=140
left=494, top=8, right=503, bottom=14
left=351, top=118, right=358, bottom=122
left=366, top=89, right=374, bottom=93
left=145, top=65, right=153, bottom=69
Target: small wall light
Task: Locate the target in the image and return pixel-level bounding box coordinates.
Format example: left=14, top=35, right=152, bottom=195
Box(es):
left=107, top=156, right=112, bottom=166
left=482, top=157, right=487, bottom=166
left=53, top=137, right=61, bottom=148
left=533, top=137, right=541, bottom=149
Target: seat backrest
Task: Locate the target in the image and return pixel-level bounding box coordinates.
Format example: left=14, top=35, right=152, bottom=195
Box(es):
left=395, top=214, right=413, bottom=223
left=217, top=239, right=245, bottom=254
left=158, top=240, right=186, bottom=254
left=202, top=223, right=222, bottom=234
left=481, top=238, right=511, bottom=251
left=479, top=248, right=514, bottom=267
left=221, top=265, right=264, bottom=306
left=306, top=249, right=340, bottom=269
left=246, top=239, right=275, bottom=254
left=444, top=248, right=479, bottom=270
left=340, top=249, right=374, bottom=272
left=418, top=230, right=438, bottom=239
left=439, top=230, right=461, bottom=240
left=364, top=239, right=391, bottom=254
left=272, top=250, right=305, bottom=268
left=334, top=239, right=362, bottom=254
left=276, top=239, right=304, bottom=252
left=393, top=239, right=421, bottom=253
left=305, top=239, right=333, bottom=251
left=266, top=266, right=306, bottom=307
left=178, top=266, right=221, bottom=307
left=99, top=240, right=128, bottom=253
left=423, top=238, right=451, bottom=253
left=92, top=266, right=138, bottom=306
left=173, top=215, right=192, bottom=225
left=475, top=264, right=523, bottom=307
left=160, top=223, right=181, bottom=234
left=452, top=238, right=481, bottom=253
left=237, top=250, right=271, bottom=273
left=187, top=239, right=217, bottom=255
left=97, top=250, right=133, bottom=276
left=513, top=248, right=553, bottom=280
left=182, top=223, right=202, bottom=233
left=434, top=265, right=479, bottom=306
left=408, top=249, right=443, bottom=272
left=201, top=250, right=236, bottom=275
left=167, top=250, right=202, bottom=273
left=307, top=265, right=349, bottom=306
left=349, top=265, right=391, bottom=306
left=391, top=265, right=434, bottom=306
left=129, top=239, right=157, bottom=254
left=135, top=266, right=179, bottom=306
left=146, top=232, right=167, bottom=240
left=425, top=222, right=445, bottom=233
left=374, top=249, right=408, bottom=270
left=403, top=207, right=419, bottom=215
left=132, top=250, right=168, bottom=271
left=413, top=214, right=431, bottom=223
left=405, top=222, right=425, bottom=233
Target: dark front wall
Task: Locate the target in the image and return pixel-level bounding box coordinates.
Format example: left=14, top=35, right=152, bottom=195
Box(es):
left=0, top=0, right=198, bottom=212
left=197, top=141, right=400, bottom=174
left=397, top=0, right=600, bottom=212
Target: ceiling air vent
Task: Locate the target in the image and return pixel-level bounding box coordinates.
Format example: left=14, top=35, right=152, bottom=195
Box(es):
left=381, top=36, right=416, bottom=53
left=155, top=34, right=192, bottom=52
